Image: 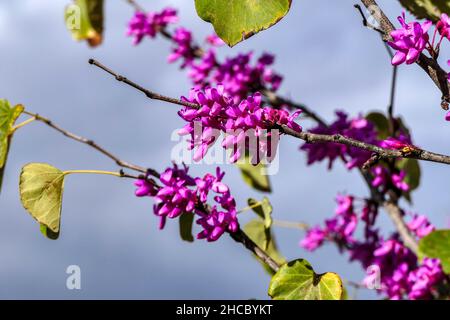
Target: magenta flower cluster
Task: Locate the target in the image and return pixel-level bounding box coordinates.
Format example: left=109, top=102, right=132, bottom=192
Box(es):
left=372, top=165, right=410, bottom=192
left=134, top=165, right=238, bottom=241
left=126, top=8, right=178, bottom=45
left=301, top=194, right=445, bottom=299
left=168, top=27, right=195, bottom=68
left=301, top=111, right=379, bottom=170
left=178, top=85, right=302, bottom=163
left=127, top=8, right=282, bottom=104
left=189, top=51, right=283, bottom=103
left=388, top=12, right=431, bottom=66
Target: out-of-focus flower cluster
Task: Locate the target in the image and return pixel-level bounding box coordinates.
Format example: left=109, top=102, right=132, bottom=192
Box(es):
left=126, top=8, right=178, bottom=45
left=134, top=165, right=238, bottom=242
left=126, top=8, right=283, bottom=104
left=300, top=111, right=378, bottom=170
left=301, top=195, right=445, bottom=300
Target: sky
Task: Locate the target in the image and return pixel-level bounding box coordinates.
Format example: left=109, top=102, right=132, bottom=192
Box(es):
left=0, top=0, right=449, bottom=300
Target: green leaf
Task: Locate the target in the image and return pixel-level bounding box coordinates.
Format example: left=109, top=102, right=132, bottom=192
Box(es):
left=248, top=197, right=273, bottom=228
left=237, top=156, right=271, bottom=193
left=65, top=0, right=104, bottom=47
left=20, top=163, right=65, bottom=237
left=195, top=0, right=292, bottom=47
left=0, top=99, right=24, bottom=193
left=398, top=0, right=450, bottom=22
left=40, top=224, right=60, bottom=240
left=179, top=212, right=195, bottom=242
left=418, top=230, right=450, bottom=274
left=366, top=112, right=390, bottom=140
left=397, top=158, right=421, bottom=191
left=268, top=259, right=344, bottom=300
left=244, top=219, right=285, bottom=275
left=248, top=197, right=273, bottom=250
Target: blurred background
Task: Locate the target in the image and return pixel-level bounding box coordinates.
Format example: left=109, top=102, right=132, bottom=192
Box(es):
left=0, top=0, right=449, bottom=299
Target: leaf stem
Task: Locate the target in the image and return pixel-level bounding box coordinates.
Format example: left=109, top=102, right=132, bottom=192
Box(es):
left=11, top=116, right=36, bottom=133
left=63, top=170, right=124, bottom=177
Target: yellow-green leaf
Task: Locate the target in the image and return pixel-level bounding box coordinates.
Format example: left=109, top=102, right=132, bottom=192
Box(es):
left=268, top=259, right=343, bottom=300
left=20, top=163, right=65, bottom=236
left=0, top=99, right=24, bottom=193
left=244, top=219, right=285, bottom=275
left=418, top=230, right=450, bottom=274
left=248, top=197, right=273, bottom=229
left=398, top=0, right=450, bottom=22
left=65, top=0, right=104, bottom=47
left=195, top=0, right=292, bottom=47
left=237, top=156, right=271, bottom=193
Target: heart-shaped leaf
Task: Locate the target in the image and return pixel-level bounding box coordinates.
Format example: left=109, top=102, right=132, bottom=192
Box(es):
left=398, top=0, right=450, bottom=22
left=268, top=259, right=343, bottom=300
left=65, top=0, right=104, bottom=47
left=237, top=156, right=271, bottom=193
left=244, top=219, right=285, bottom=275
left=418, top=230, right=450, bottom=274
left=195, top=0, right=292, bottom=47
left=0, top=99, right=24, bottom=193
left=20, top=163, right=65, bottom=237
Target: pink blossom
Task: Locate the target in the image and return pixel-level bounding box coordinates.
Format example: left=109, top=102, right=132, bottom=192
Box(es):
left=388, top=12, right=432, bottom=65
left=179, top=86, right=302, bottom=163
left=205, top=34, right=225, bottom=47
left=437, top=13, right=450, bottom=39
left=126, top=8, right=178, bottom=45
left=168, top=27, right=195, bottom=67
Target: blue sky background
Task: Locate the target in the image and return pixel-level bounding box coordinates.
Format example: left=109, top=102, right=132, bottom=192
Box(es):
left=0, top=0, right=449, bottom=299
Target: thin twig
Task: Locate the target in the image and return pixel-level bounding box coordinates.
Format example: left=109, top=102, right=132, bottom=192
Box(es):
left=359, top=0, right=450, bottom=107
left=89, top=59, right=199, bottom=109
left=272, top=219, right=309, bottom=231
left=353, top=4, right=385, bottom=35
left=21, top=110, right=157, bottom=177
left=124, top=0, right=145, bottom=12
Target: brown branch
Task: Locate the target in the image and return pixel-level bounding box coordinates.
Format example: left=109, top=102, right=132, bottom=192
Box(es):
left=88, top=59, right=199, bottom=109
left=384, top=200, right=419, bottom=254
left=360, top=0, right=450, bottom=107
left=124, top=0, right=145, bottom=12
left=280, top=125, right=450, bottom=166
left=22, top=110, right=158, bottom=177
left=228, top=228, right=280, bottom=273
left=89, top=58, right=450, bottom=167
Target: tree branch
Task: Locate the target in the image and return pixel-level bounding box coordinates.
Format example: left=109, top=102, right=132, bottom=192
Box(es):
left=228, top=228, right=280, bottom=273
left=89, top=59, right=450, bottom=167
left=384, top=200, right=419, bottom=254
left=22, top=108, right=280, bottom=272
left=359, top=0, right=450, bottom=107
left=22, top=110, right=157, bottom=177
left=124, top=0, right=145, bottom=12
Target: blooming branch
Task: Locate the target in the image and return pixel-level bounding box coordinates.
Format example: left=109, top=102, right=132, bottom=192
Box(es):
left=88, top=58, right=450, bottom=167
